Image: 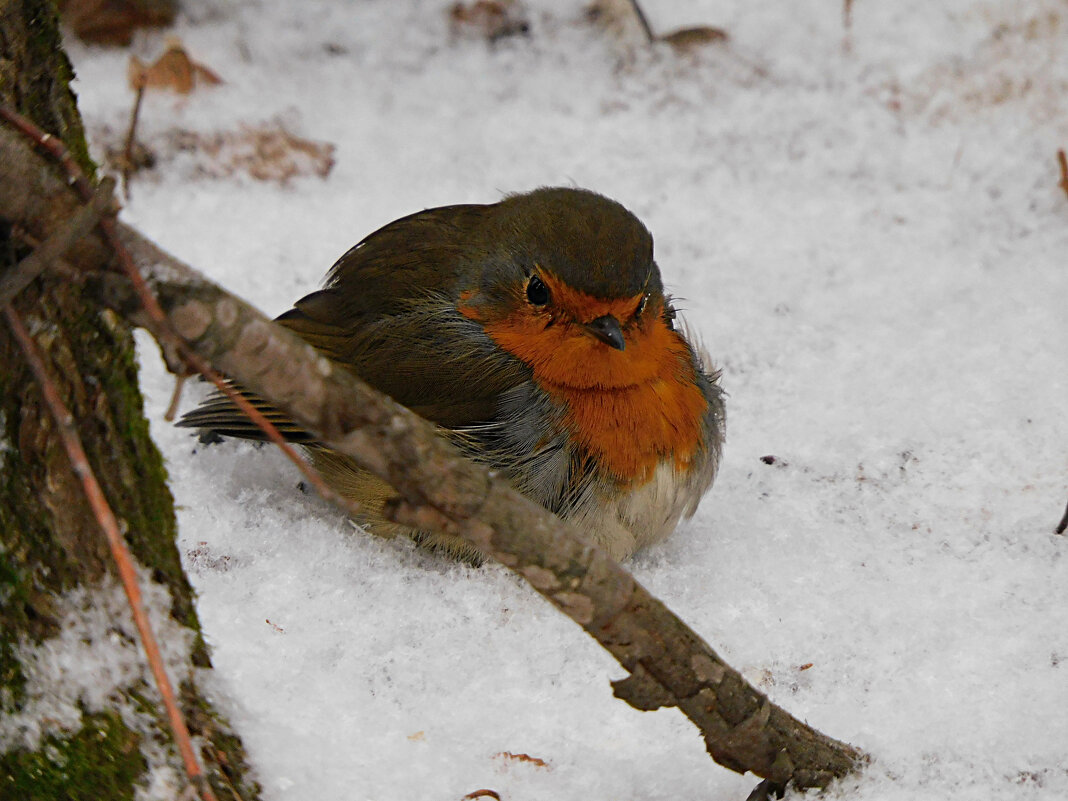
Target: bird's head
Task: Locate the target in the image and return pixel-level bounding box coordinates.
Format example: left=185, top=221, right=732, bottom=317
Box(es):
left=457, top=187, right=685, bottom=391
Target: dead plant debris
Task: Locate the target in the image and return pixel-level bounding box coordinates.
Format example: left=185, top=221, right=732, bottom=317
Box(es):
left=101, top=120, right=336, bottom=185
left=586, top=1, right=727, bottom=51
left=59, top=0, right=175, bottom=46
left=128, top=37, right=223, bottom=94
left=449, top=1, right=530, bottom=42
left=172, top=123, right=336, bottom=183
left=494, top=750, right=551, bottom=769
left=1057, top=149, right=1068, bottom=201
left=660, top=26, right=730, bottom=53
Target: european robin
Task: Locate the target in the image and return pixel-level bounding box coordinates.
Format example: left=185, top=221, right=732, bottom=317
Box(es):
left=179, top=187, right=726, bottom=563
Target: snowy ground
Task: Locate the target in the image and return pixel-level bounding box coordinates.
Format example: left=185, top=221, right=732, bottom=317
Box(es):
left=66, top=1, right=1067, bottom=799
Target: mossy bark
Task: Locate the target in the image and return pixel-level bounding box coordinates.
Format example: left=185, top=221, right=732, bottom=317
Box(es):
left=0, top=2, right=258, bottom=798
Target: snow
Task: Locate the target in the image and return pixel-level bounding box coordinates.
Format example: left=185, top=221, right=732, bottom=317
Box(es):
left=63, top=1, right=1067, bottom=799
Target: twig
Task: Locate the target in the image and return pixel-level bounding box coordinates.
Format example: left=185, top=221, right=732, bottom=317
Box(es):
left=98, top=184, right=358, bottom=516
left=0, top=103, right=95, bottom=199
left=1057, top=149, right=1068, bottom=201
left=114, top=227, right=360, bottom=515
left=625, top=0, right=656, bottom=43
left=0, top=99, right=360, bottom=519
left=164, top=374, right=188, bottom=422
left=0, top=177, right=116, bottom=307
left=1056, top=497, right=1068, bottom=535
left=122, top=82, right=146, bottom=199
left=2, top=305, right=218, bottom=801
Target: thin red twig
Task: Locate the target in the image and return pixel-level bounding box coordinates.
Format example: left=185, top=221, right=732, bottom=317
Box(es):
left=3, top=304, right=217, bottom=801
left=0, top=104, right=95, bottom=199
left=0, top=99, right=357, bottom=516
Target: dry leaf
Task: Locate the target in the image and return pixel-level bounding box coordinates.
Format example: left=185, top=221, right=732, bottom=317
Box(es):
left=661, top=26, right=729, bottom=53
left=450, top=1, right=529, bottom=42
left=494, top=750, right=550, bottom=769
left=128, top=37, right=223, bottom=94
left=60, top=0, right=175, bottom=46
left=171, top=123, right=336, bottom=184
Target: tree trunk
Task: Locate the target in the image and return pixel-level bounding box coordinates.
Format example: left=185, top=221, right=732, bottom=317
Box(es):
left=0, top=2, right=257, bottom=798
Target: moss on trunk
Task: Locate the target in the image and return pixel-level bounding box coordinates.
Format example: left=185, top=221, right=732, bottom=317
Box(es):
left=0, top=2, right=259, bottom=798
left=0, top=711, right=147, bottom=801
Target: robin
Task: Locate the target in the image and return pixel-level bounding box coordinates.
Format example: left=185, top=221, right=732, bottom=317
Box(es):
left=179, top=187, right=726, bottom=563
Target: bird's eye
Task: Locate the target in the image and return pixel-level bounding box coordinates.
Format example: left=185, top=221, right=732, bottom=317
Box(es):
left=526, top=275, right=550, bottom=306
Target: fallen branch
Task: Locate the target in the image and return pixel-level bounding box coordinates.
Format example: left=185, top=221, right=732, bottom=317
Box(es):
left=0, top=119, right=867, bottom=791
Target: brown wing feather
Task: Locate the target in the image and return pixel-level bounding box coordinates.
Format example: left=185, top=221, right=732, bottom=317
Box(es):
left=178, top=202, right=528, bottom=440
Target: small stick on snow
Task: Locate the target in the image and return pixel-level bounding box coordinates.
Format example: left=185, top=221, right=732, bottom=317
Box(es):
left=121, top=81, right=146, bottom=199
left=164, top=373, right=188, bottom=422
left=1057, top=149, right=1068, bottom=200
left=625, top=0, right=656, bottom=43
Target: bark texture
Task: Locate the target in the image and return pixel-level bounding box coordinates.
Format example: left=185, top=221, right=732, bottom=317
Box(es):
left=0, top=2, right=257, bottom=798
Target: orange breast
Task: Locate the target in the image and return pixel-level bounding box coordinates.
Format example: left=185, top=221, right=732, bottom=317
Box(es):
left=468, top=287, right=708, bottom=486
left=548, top=371, right=707, bottom=484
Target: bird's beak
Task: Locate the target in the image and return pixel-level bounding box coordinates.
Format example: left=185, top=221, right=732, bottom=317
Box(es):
left=584, top=315, right=625, bottom=351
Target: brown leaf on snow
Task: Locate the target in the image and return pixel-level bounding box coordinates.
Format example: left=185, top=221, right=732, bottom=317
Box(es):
left=449, top=1, right=529, bottom=42
left=493, top=750, right=551, bottom=769
left=95, top=120, right=336, bottom=184
left=172, top=123, right=336, bottom=183
left=128, top=37, right=223, bottom=94
left=60, top=0, right=175, bottom=46
left=661, top=26, right=729, bottom=53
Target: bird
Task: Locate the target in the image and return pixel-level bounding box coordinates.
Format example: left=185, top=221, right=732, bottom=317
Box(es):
left=178, top=187, right=726, bottom=564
